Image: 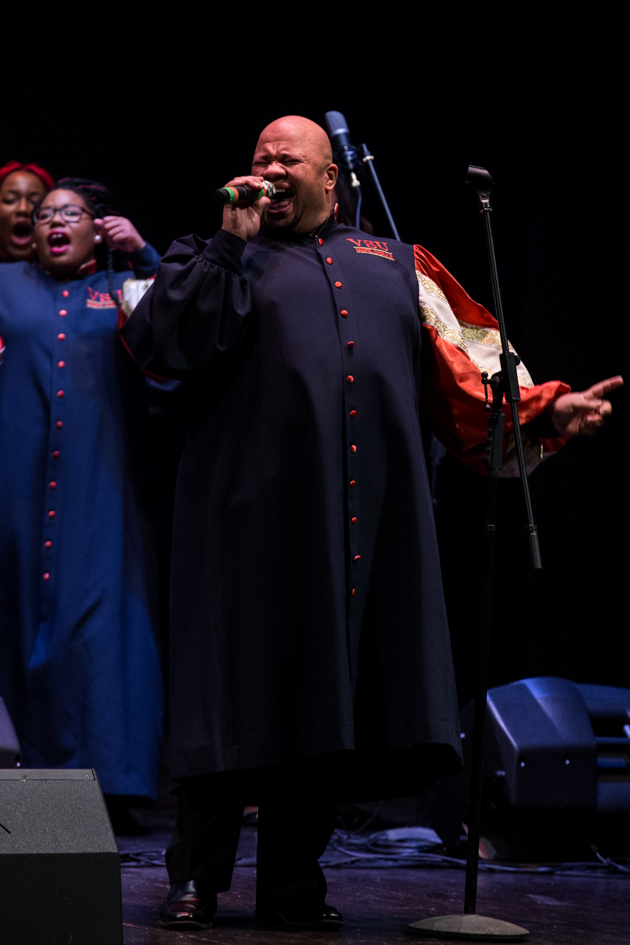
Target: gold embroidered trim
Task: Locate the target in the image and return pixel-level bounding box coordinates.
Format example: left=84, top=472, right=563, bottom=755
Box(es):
left=417, top=271, right=448, bottom=302
left=460, top=323, right=517, bottom=355
left=419, top=304, right=468, bottom=353
left=460, top=324, right=533, bottom=387
left=417, top=284, right=535, bottom=389
left=419, top=305, right=493, bottom=374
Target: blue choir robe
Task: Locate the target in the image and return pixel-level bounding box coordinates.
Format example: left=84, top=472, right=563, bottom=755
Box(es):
left=122, top=218, right=566, bottom=799
left=0, top=245, right=164, bottom=799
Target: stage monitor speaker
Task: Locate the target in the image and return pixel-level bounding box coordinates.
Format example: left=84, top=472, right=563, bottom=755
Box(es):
left=0, top=768, right=122, bottom=944
left=0, top=696, right=21, bottom=767
left=423, top=677, right=630, bottom=860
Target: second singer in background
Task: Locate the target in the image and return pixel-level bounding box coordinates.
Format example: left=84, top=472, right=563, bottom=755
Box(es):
left=0, top=178, right=164, bottom=826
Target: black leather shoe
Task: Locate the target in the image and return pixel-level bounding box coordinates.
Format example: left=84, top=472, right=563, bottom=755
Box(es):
left=256, top=892, right=343, bottom=929
left=159, top=880, right=217, bottom=930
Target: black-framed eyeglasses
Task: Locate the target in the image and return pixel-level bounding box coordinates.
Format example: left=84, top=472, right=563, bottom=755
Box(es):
left=33, top=204, right=96, bottom=225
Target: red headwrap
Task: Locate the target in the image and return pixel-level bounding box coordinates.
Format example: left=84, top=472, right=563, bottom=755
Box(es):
left=0, top=160, right=54, bottom=192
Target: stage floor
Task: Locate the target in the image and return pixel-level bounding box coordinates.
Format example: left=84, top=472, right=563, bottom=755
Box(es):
left=119, top=812, right=627, bottom=944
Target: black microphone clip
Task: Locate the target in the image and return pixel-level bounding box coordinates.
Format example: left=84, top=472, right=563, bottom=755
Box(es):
left=466, top=165, right=494, bottom=213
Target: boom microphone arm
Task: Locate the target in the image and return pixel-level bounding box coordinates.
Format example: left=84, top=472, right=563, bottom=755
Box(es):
left=324, top=110, right=401, bottom=240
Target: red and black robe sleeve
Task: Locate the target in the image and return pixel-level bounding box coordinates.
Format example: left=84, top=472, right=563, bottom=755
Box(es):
left=414, top=245, right=570, bottom=475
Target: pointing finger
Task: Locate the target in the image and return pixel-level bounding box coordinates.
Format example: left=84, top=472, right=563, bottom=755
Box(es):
left=586, top=376, right=624, bottom=398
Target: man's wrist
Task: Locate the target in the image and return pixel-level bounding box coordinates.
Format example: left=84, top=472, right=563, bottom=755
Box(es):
left=221, top=225, right=248, bottom=242
left=522, top=406, right=560, bottom=440
left=202, top=228, right=247, bottom=274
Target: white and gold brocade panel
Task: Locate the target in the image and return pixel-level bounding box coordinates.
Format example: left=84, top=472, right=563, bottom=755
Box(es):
left=121, top=277, right=155, bottom=320
left=416, top=271, right=535, bottom=390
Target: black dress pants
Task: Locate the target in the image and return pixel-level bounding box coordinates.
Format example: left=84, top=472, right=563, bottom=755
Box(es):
left=165, top=764, right=337, bottom=904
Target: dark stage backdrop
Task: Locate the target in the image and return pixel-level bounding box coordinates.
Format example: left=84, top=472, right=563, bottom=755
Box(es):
left=5, top=12, right=626, bottom=703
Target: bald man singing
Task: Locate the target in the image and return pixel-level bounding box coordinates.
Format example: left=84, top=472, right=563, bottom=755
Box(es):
left=123, top=116, right=621, bottom=931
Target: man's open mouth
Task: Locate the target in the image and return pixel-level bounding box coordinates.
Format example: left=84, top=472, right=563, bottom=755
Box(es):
left=267, top=189, right=294, bottom=213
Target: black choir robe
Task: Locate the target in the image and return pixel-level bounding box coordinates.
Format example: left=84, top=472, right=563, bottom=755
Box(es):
left=122, top=214, right=565, bottom=797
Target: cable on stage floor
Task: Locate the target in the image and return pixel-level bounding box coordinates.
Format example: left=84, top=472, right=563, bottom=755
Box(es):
left=119, top=850, right=168, bottom=868
left=118, top=827, right=630, bottom=877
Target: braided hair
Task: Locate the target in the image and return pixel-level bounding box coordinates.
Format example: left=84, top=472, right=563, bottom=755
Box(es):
left=37, top=177, right=125, bottom=302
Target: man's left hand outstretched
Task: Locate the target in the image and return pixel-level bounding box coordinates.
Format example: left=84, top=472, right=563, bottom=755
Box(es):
left=549, top=376, right=624, bottom=436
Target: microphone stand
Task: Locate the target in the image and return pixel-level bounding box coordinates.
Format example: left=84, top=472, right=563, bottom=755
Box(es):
left=409, top=166, right=540, bottom=941
left=354, top=141, right=446, bottom=505
left=333, top=142, right=400, bottom=240
left=358, top=143, right=400, bottom=240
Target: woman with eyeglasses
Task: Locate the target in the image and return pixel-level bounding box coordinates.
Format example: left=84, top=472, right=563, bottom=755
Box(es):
left=0, top=160, right=54, bottom=262
left=0, top=178, right=164, bottom=824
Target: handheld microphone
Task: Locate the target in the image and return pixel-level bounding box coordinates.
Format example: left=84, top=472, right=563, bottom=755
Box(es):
left=212, top=180, right=278, bottom=207
left=324, top=111, right=361, bottom=172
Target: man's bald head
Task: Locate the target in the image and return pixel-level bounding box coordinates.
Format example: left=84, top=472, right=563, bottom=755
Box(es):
left=252, top=116, right=337, bottom=236
left=255, top=116, right=333, bottom=170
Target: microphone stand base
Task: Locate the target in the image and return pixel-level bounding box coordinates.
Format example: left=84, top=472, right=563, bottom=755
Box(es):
left=408, top=913, right=529, bottom=941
